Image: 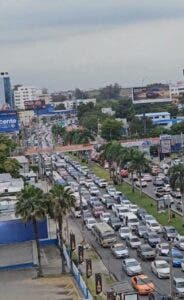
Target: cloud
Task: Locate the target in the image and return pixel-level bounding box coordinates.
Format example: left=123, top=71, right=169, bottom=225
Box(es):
left=0, top=0, right=184, bottom=89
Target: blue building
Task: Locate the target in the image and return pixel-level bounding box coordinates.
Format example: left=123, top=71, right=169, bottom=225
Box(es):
left=0, top=72, right=14, bottom=109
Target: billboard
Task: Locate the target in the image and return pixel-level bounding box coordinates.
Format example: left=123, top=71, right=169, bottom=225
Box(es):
left=132, top=84, right=171, bottom=104
left=0, top=110, right=19, bottom=133
left=160, top=135, right=171, bottom=154
left=24, top=99, right=45, bottom=110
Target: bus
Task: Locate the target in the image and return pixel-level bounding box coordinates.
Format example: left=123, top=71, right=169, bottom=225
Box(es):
left=92, top=222, right=117, bottom=247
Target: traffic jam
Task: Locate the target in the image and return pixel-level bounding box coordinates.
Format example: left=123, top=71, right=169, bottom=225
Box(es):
left=43, top=152, right=184, bottom=298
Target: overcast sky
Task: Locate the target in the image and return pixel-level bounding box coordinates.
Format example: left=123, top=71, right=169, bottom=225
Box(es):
left=1, top=0, right=184, bottom=90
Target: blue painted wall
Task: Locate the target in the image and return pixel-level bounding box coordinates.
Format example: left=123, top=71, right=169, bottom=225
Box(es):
left=0, top=219, right=48, bottom=244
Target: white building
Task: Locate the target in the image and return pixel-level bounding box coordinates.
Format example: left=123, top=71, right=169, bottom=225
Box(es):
left=14, top=85, right=50, bottom=110
left=61, top=98, right=96, bottom=109
left=136, top=112, right=170, bottom=122
left=170, top=81, right=184, bottom=99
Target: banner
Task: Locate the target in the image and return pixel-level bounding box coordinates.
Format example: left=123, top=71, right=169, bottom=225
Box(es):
left=95, top=273, right=102, bottom=294
left=132, top=84, right=171, bottom=104
left=86, top=259, right=92, bottom=278
left=0, top=111, right=19, bottom=132
left=78, top=245, right=84, bottom=264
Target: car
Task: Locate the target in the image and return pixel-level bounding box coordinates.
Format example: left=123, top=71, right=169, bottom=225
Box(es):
left=163, top=184, right=171, bottom=192
left=163, top=226, right=178, bottom=241
left=171, top=189, right=181, bottom=199
left=88, top=196, right=99, bottom=207
left=176, top=201, right=182, bottom=212
left=126, top=235, right=141, bottom=249
left=85, top=217, right=97, bottom=230
left=112, top=203, right=121, bottom=213
left=92, top=203, right=104, bottom=218
left=84, top=179, right=93, bottom=188
left=108, top=216, right=121, bottom=231
left=120, top=169, right=129, bottom=178
left=89, top=186, right=99, bottom=196
left=104, top=198, right=115, bottom=209
left=100, top=212, right=111, bottom=223
left=146, top=220, right=162, bottom=233
left=111, top=242, right=129, bottom=258
left=173, top=277, right=184, bottom=298
left=137, top=244, right=156, bottom=260
left=172, top=248, right=184, bottom=267
left=174, top=235, right=184, bottom=251
left=142, top=174, right=152, bottom=182
left=115, top=206, right=129, bottom=220
left=137, top=208, right=147, bottom=220
left=129, top=204, right=138, bottom=214
left=181, top=261, right=184, bottom=271
left=119, top=226, right=132, bottom=240
left=135, top=180, right=147, bottom=188
left=156, top=243, right=169, bottom=256
left=155, top=187, right=166, bottom=198
left=134, top=225, right=147, bottom=238
left=122, top=258, right=142, bottom=276
left=151, top=260, right=170, bottom=278
left=142, top=214, right=156, bottom=225
left=97, top=179, right=108, bottom=188
left=113, top=191, right=122, bottom=200
left=144, top=232, right=161, bottom=247
left=83, top=211, right=93, bottom=224
left=106, top=186, right=116, bottom=197
left=100, top=194, right=111, bottom=204
left=153, top=178, right=164, bottom=187
left=131, top=274, right=154, bottom=295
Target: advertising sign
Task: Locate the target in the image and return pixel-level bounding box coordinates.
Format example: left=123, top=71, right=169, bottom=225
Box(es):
left=86, top=259, right=92, bottom=278
left=78, top=245, right=84, bottom=264
left=24, top=99, right=45, bottom=110
left=132, top=84, right=171, bottom=104
left=95, top=273, right=102, bottom=294
left=0, top=110, right=19, bottom=133
left=160, top=135, right=171, bottom=154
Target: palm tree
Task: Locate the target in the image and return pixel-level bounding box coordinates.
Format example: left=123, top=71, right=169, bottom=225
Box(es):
left=4, top=158, right=20, bottom=177
left=15, top=185, right=48, bottom=277
left=48, top=184, right=75, bottom=273
left=169, top=164, right=184, bottom=225
left=128, top=149, right=149, bottom=196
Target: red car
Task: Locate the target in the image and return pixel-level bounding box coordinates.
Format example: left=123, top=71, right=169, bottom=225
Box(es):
left=120, top=169, right=128, bottom=178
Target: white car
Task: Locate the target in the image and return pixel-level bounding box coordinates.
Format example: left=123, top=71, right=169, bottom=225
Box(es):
left=107, top=187, right=116, bottom=197
left=146, top=220, right=162, bottom=233
left=126, top=235, right=141, bottom=249
left=156, top=243, right=169, bottom=256
left=97, top=179, right=108, bottom=188
left=119, top=226, right=132, bottom=240
left=100, top=194, right=111, bottom=204
left=174, top=235, right=184, bottom=251
left=85, top=217, right=97, bottom=230
left=115, top=206, right=129, bottom=220
left=89, top=186, right=99, bottom=196
left=135, top=180, right=147, bottom=188
left=151, top=260, right=170, bottom=278
left=112, top=204, right=122, bottom=213
left=100, top=212, right=111, bottom=223
left=163, top=184, right=171, bottom=192
left=84, top=179, right=93, bottom=188
left=129, top=204, right=138, bottom=214
left=181, top=261, right=184, bottom=271
left=142, top=174, right=152, bottom=182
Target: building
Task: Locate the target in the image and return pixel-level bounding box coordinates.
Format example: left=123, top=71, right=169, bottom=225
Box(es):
left=101, top=107, right=115, bottom=116
left=0, top=173, right=24, bottom=195
left=170, top=81, right=184, bottom=102
left=18, top=110, right=35, bottom=126
left=0, top=72, right=13, bottom=109
left=60, top=98, right=96, bottom=109
left=136, top=112, right=171, bottom=122
left=11, top=156, right=29, bottom=173
left=14, top=85, right=50, bottom=110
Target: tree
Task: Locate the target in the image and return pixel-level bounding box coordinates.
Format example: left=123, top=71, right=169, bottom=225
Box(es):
left=99, top=83, right=121, bottom=100
left=169, top=164, right=184, bottom=224
left=74, top=88, right=88, bottom=99
left=115, top=98, right=135, bottom=120
left=15, top=185, right=48, bottom=277
left=170, top=122, right=184, bottom=135
left=101, top=118, right=122, bottom=141
left=3, top=158, right=20, bottom=177
left=80, top=114, right=98, bottom=133
left=128, top=117, right=155, bottom=138
left=77, top=103, right=95, bottom=119
left=55, top=103, right=66, bottom=110
left=127, top=149, right=150, bottom=196
left=47, top=185, right=75, bottom=273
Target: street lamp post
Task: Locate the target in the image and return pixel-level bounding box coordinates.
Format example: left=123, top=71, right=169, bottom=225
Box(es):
left=169, top=239, right=174, bottom=299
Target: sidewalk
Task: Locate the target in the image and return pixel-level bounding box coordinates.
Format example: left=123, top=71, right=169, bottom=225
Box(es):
left=64, top=216, right=116, bottom=299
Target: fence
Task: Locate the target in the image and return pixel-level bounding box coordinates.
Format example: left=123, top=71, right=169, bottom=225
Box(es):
left=63, top=244, right=92, bottom=300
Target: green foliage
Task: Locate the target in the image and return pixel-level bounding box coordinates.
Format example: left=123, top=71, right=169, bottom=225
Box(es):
left=170, top=122, right=184, bottom=135
left=128, top=116, right=155, bottom=138
left=114, top=98, right=135, bottom=120
left=101, top=118, right=122, bottom=141
left=99, top=83, right=121, bottom=100
left=169, top=164, right=184, bottom=194
left=80, top=114, right=98, bottom=133
left=3, top=158, right=20, bottom=178
left=74, top=88, right=88, bottom=99
left=0, top=134, right=19, bottom=177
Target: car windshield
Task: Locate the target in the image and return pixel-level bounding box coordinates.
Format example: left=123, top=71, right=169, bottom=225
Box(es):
left=114, top=245, right=125, bottom=251
left=162, top=245, right=169, bottom=250
left=137, top=278, right=151, bottom=285
left=157, top=263, right=168, bottom=268
left=149, top=234, right=158, bottom=239
left=131, top=238, right=139, bottom=243
left=139, top=226, right=146, bottom=231
left=143, top=246, right=152, bottom=252
left=180, top=238, right=184, bottom=242
left=120, top=228, right=129, bottom=233
left=127, top=261, right=138, bottom=267
left=173, top=252, right=183, bottom=259
left=88, top=220, right=96, bottom=224
left=151, top=223, right=159, bottom=227
left=130, top=219, right=138, bottom=223
left=103, top=213, right=110, bottom=217
left=168, top=228, right=176, bottom=233
left=177, top=282, right=184, bottom=288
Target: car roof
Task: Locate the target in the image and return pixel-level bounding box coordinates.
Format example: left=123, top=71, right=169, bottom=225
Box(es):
left=174, top=277, right=184, bottom=283
left=155, top=260, right=168, bottom=265
left=125, top=258, right=137, bottom=262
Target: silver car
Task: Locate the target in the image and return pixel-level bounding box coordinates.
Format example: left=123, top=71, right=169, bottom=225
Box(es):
left=174, top=235, right=184, bottom=251
left=126, top=235, right=141, bottom=249
left=119, top=226, right=131, bottom=240
left=111, top=243, right=129, bottom=258
left=151, top=260, right=170, bottom=279
left=122, top=258, right=142, bottom=276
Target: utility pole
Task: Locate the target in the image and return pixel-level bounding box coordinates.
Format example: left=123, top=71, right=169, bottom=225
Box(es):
left=78, top=175, right=85, bottom=241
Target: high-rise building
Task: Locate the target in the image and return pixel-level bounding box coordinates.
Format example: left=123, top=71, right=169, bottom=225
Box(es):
left=0, top=72, right=14, bottom=109
left=14, top=85, right=50, bottom=110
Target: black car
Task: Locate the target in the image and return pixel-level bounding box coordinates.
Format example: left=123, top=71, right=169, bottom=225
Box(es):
left=137, top=208, right=147, bottom=220
left=108, top=216, right=121, bottom=231
left=137, top=244, right=156, bottom=261
left=155, top=187, right=166, bottom=198
left=134, top=225, right=147, bottom=238
left=144, top=232, right=161, bottom=247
